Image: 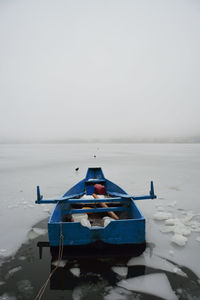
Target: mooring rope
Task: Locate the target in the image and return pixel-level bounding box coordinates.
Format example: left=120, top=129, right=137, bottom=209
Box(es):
left=34, top=222, right=64, bottom=300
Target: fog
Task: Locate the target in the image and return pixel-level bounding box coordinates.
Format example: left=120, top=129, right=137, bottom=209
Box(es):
left=0, top=0, right=200, bottom=142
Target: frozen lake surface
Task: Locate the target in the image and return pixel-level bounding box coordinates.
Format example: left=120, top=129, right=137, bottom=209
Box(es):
left=0, top=143, right=200, bottom=299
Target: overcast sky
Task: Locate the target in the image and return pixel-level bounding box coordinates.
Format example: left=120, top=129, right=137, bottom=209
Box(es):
left=0, top=0, right=200, bottom=142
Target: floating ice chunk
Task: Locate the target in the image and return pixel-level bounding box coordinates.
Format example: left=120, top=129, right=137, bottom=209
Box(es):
left=0, top=281, right=5, bottom=286
left=196, top=236, right=200, bottom=242
left=72, top=281, right=107, bottom=300
left=7, top=204, right=18, bottom=209
left=43, top=208, right=51, bottom=214
left=160, top=226, right=174, bottom=233
left=111, top=266, right=128, bottom=277
left=162, top=219, right=191, bottom=236
left=70, top=267, right=80, bottom=277
left=157, top=206, right=165, bottom=211
left=7, top=266, right=22, bottom=278
left=117, top=273, right=178, bottom=300
left=104, top=287, right=133, bottom=300
left=127, top=251, right=186, bottom=277
left=153, top=212, right=173, bottom=221
left=176, top=288, right=183, bottom=295
left=173, top=267, right=186, bottom=277
left=0, top=294, right=17, bottom=300
left=169, top=250, right=174, bottom=256
left=167, top=201, right=177, bottom=207
left=0, top=249, right=7, bottom=255
left=165, top=219, right=178, bottom=225
left=27, top=228, right=47, bottom=240
left=52, top=260, right=67, bottom=267
left=27, top=205, right=34, bottom=208
left=18, top=256, right=26, bottom=261
left=17, top=280, right=34, bottom=298
left=182, top=211, right=195, bottom=224
left=171, top=234, right=187, bottom=246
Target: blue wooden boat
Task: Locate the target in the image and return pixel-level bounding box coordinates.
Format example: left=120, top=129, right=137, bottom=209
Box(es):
left=36, top=168, right=156, bottom=255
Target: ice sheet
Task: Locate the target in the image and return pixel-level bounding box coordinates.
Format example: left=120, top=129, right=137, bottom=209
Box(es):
left=117, top=273, right=178, bottom=300
left=0, top=143, right=200, bottom=285
left=26, top=228, right=47, bottom=240
left=127, top=249, right=187, bottom=277
left=111, top=266, right=128, bottom=277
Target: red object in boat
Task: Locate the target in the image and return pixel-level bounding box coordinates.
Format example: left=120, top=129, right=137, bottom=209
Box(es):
left=94, top=184, right=106, bottom=195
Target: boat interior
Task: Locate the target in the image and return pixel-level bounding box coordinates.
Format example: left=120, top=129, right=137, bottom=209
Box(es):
left=49, top=168, right=144, bottom=227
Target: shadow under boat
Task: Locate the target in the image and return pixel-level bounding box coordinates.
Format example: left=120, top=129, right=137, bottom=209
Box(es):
left=37, top=240, right=146, bottom=291
left=37, top=240, right=146, bottom=260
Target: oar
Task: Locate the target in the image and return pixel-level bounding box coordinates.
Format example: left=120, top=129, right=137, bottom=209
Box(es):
left=35, top=186, right=84, bottom=204
left=108, top=181, right=156, bottom=200
left=92, top=193, right=119, bottom=220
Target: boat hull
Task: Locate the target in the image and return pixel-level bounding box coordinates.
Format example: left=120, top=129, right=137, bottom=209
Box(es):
left=41, top=167, right=153, bottom=255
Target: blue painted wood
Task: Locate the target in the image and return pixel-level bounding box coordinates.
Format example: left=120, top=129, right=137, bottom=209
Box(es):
left=35, top=192, right=84, bottom=204
left=36, top=167, right=157, bottom=247
left=108, top=181, right=156, bottom=200
left=67, top=197, right=129, bottom=204
left=65, top=206, right=128, bottom=214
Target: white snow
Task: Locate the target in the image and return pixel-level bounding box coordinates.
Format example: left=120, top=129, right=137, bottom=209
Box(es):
left=111, top=266, right=128, bottom=277
left=117, top=273, right=178, bottom=300
left=70, top=267, right=80, bottom=277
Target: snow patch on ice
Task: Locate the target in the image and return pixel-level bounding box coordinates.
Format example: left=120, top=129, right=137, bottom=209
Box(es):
left=111, top=266, right=128, bottom=277
left=117, top=273, right=178, bottom=300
